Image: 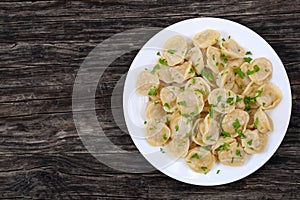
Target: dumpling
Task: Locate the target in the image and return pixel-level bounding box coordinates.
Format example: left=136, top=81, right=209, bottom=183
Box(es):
left=193, top=29, right=220, bottom=49
left=146, top=101, right=167, bottom=122
left=217, top=140, right=248, bottom=166
left=185, top=46, right=204, bottom=75
left=241, top=129, right=268, bottom=154
left=256, top=82, right=282, bottom=110
left=221, top=109, right=249, bottom=137
left=212, top=137, right=235, bottom=155
left=160, top=86, right=180, bottom=112
left=248, top=57, right=272, bottom=85
left=192, top=118, right=205, bottom=145
left=155, top=64, right=174, bottom=84
left=200, top=67, right=217, bottom=88
left=208, top=88, right=236, bottom=114
left=235, top=62, right=251, bottom=91
left=184, top=77, right=211, bottom=101
left=169, top=112, right=192, bottom=138
left=226, top=58, right=244, bottom=69
left=136, top=70, right=160, bottom=96
left=253, top=108, right=273, bottom=133
left=216, top=67, right=235, bottom=90
left=166, top=134, right=190, bottom=158
left=176, top=90, right=204, bottom=117
left=221, top=38, right=245, bottom=59
left=162, top=35, right=188, bottom=66
left=145, top=120, right=171, bottom=146
left=206, top=46, right=225, bottom=73
left=202, top=114, right=220, bottom=145
left=185, top=147, right=215, bottom=173
left=169, top=61, right=195, bottom=83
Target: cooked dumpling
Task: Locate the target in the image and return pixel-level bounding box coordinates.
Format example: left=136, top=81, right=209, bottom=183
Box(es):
left=184, top=77, right=211, bottom=101
left=146, top=120, right=170, bottom=146
left=248, top=57, right=272, bottom=85
left=212, top=137, right=236, bottom=155
left=193, top=29, right=220, bottom=48
left=192, top=118, right=205, bottom=145
left=241, top=129, right=268, bottom=154
left=202, top=114, right=220, bottom=145
left=185, top=46, right=204, bottom=75
left=221, top=109, right=249, bottom=137
left=217, top=141, right=248, bottom=166
left=235, top=62, right=251, bottom=91
left=256, top=82, right=282, bottom=110
left=253, top=108, right=273, bottom=133
left=216, top=67, right=235, bottom=90
left=162, top=35, right=188, bottom=66
left=208, top=88, right=236, bottom=114
left=136, top=70, right=160, bottom=96
left=155, top=64, right=174, bottom=84
left=166, top=134, right=190, bottom=158
left=185, top=147, right=215, bottom=173
left=221, top=38, right=245, bottom=58
left=146, top=101, right=167, bottom=122
left=160, top=86, right=180, bottom=112
left=169, top=112, right=192, bottom=137
left=176, top=90, right=204, bottom=117
left=169, top=61, right=195, bottom=83
left=206, top=46, right=225, bottom=73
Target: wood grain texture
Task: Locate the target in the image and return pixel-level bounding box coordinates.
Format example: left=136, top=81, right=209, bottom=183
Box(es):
left=0, top=0, right=299, bottom=199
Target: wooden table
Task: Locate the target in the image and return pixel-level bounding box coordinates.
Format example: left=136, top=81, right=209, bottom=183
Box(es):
left=0, top=1, right=299, bottom=199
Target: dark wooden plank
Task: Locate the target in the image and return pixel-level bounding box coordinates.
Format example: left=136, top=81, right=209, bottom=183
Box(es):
left=0, top=0, right=299, bottom=199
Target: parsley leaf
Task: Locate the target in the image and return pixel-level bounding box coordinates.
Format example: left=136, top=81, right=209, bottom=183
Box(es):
left=148, top=87, right=158, bottom=96
left=159, top=58, right=168, bottom=66
left=175, top=125, right=179, bottom=131
left=151, top=64, right=160, bottom=74
left=247, top=139, right=253, bottom=145
left=244, top=57, right=252, bottom=63
left=177, top=101, right=187, bottom=106
left=235, top=68, right=245, bottom=79
left=221, top=130, right=231, bottom=138
left=191, top=153, right=201, bottom=159
left=254, top=117, right=259, bottom=129
left=232, top=119, right=241, bottom=130
left=245, top=51, right=252, bottom=55
left=201, top=69, right=215, bottom=81
left=226, top=97, right=234, bottom=105
left=167, top=49, right=176, bottom=54
left=247, top=65, right=260, bottom=75
left=163, top=103, right=171, bottom=110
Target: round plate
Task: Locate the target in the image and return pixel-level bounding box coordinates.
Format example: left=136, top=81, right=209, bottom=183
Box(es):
left=123, top=17, right=292, bottom=186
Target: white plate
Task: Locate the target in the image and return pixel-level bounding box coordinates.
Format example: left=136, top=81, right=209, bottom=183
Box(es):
left=123, top=17, right=292, bottom=186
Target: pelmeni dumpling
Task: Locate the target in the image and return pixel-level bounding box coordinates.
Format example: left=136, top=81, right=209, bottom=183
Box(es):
left=192, top=118, right=205, bottom=145
left=216, top=67, right=235, bottom=90
left=185, top=77, right=211, bottom=101
left=208, top=88, right=236, bottom=114
left=193, top=29, right=220, bottom=49
left=248, top=57, right=273, bottom=85
left=136, top=70, right=160, bottom=96
left=169, top=61, right=195, bottom=83
left=256, top=82, right=282, bottom=110
left=217, top=140, right=248, bottom=166
left=235, top=62, right=251, bottom=91
left=185, top=147, right=215, bottom=173
left=146, top=101, right=167, bottom=123
left=176, top=90, right=204, bottom=117
left=146, top=120, right=171, bottom=146
left=212, top=137, right=236, bottom=155
left=166, top=134, right=190, bottom=158
left=202, top=114, right=220, bottom=145
left=169, top=112, right=192, bottom=137
left=221, top=109, right=249, bottom=137
left=185, top=46, right=204, bottom=75
left=221, top=38, right=245, bottom=58
left=226, top=58, right=244, bottom=69
left=206, top=46, right=225, bottom=73
left=155, top=64, right=174, bottom=84
left=162, top=35, right=188, bottom=66
left=253, top=108, right=273, bottom=133
left=241, top=129, right=268, bottom=154
left=160, top=86, right=180, bottom=112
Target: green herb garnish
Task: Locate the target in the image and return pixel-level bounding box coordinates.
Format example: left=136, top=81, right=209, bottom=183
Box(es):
left=163, top=103, right=171, bottom=110
left=167, top=49, right=176, bottom=54
left=247, top=65, right=260, bottom=75
left=221, top=130, right=231, bottom=138
left=235, top=68, right=245, bottom=79
left=175, top=125, right=179, bottom=131
left=254, top=117, right=259, bottom=129
left=245, top=51, right=252, bottom=55
left=226, top=97, right=234, bottom=105
left=177, top=101, right=187, bottom=106
left=191, top=153, right=200, bottom=159
left=247, top=139, right=253, bottom=146
left=148, top=87, right=158, bottom=96
left=151, top=64, right=160, bottom=74
left=159, top=58, right=168, bottom=66
left=244, top=57, right=252, bottom=63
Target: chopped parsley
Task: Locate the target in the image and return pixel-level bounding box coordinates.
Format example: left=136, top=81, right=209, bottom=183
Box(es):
left=216, top=61, right=219, bottom=66
left=216, top=169, right=220, bottom=174
left=235, top=68, right=245, bottom=79
left=201, top=166, right=207, bottom=172
left=255, top=90, right=263, bottom=97
left=221, top=130, right=231, bottom=138
left=231, top=157, right=234, bottom=163
left=148, top=87, right=158, bottom=96
left=188, top=67, right=195, bottom=74
left=222, top=38, right=225, bottom=41
left=201, top=146, right=210, bottom=151
left=265, top=69, right=270, bottom=72
left=220, top=54, right=228, bottom=63
left=159, top=58, right=168, bottom=66
left=156, top=51, right=161, bottom=56
left=212, top=54, right=215, bottom=60
left=160, top=148, right=165, bottom=153
left=154, top=100, right=159, bottom=105
left=218, top=142, right=230, bottom=152
left=191, top=153, right=201, bottom=159
left=247, top=65, right=260, bottom=75
left=254, top=117, right=259, bottom=129
left=237, top=130, right=246, bottom=139
left=232, top=119, right=241, bottom=130
left=163, top=134, right=168, bottom=141
left=167, top=49, right=176, bottom=54
left=247, top=139, right=253, bottom=146
left=226, top=97, right=234, bottom=105
left=217, top=95, right=222, bottom=102
left=163, top=103, right=171, bottom=110
left=236, top=149, right=241, bottom=156
left=209, top=104, right=214, bottom=118
left=201, top=69, right=215, bottom=81
left=144, top=121, right=147, bottom=124
left=151, top=64, right=160, bottom=74
left=177, top=101, right=187, bottom=106
left=175, top=125, right=179, bottom=131
left=195, top=89, right=205, bottom=95
left=244, top=57, right=252, bottom=63
left=245, top=51, right=252, bottom=55
left=236, top=96, right=243, bottom=103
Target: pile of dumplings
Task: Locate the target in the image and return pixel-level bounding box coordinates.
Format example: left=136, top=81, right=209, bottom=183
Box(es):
left=136, top=29, right=282, bottom=174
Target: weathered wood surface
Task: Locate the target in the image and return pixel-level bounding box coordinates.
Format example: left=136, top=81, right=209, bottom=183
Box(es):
left=0, top=0, right=299, bottom=199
